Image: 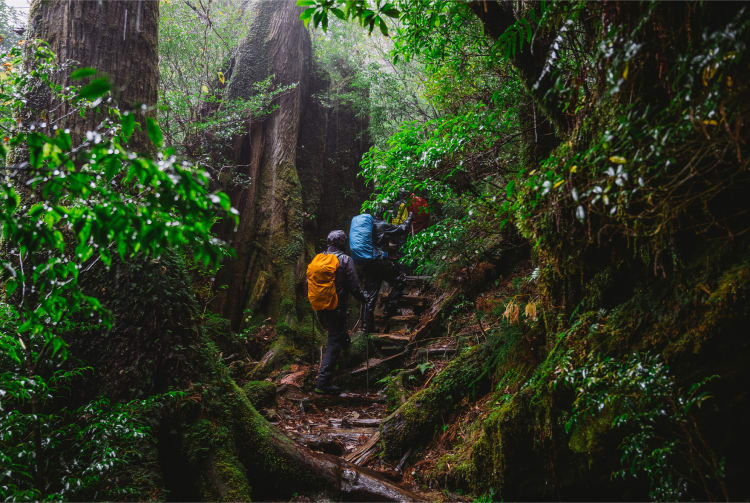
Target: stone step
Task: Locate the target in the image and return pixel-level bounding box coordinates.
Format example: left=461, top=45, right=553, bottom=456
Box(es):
left=330, top=417, right=382, bottom=428
left=306, top=392, right=385, bottom=407
left=375, top=314, right=418, bottom=323
left=400, top=294, right=430, bottom=305
left=404, top=275, right=432, bottom=282
left=369, top=333, right=411, bottom=345
left=381, top=294, right=430, bottom=310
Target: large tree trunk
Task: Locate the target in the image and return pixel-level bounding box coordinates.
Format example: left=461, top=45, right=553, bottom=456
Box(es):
left=213, top=0, right=309, bottom=330
left=26, top=0, right=158, bottom=151
left=213, top=0, right=369, bottom=334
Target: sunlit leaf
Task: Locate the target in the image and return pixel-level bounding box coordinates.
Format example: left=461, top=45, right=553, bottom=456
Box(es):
left=70, top=67, right=97, bottom=80
left=76, top=77, right=110, bottom=100
left=146, top=117, right=163, bottom=148
left=121, top=112, right=135, bottom=141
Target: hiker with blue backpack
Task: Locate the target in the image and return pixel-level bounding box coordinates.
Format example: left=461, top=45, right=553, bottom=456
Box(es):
left=350, top=208, right=413, bottom=334
left=306, top=230, right=365, bottom=394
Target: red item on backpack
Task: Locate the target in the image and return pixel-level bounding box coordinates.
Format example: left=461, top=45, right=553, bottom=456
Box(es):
left=409, top=195, right=430, bottom=233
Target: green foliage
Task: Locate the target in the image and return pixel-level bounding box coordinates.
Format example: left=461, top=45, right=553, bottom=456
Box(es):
left=472, top=487, right=495, bottom=503
left=298, top=0, right=400, bottom=35
left=0, top=0, right=23, bottom=52
left=416, top=360, right=434, bottom=375
left=0, top=42, right=235, bottom=500
left=360, top=102, right=522, bottom=273
left=558, top=352, right=725, bottom=501
left=311, top=15, right=433, bottom=148
left=0, top=392, right=182, bottom=500
left=159, top=0, right=295, bottom=170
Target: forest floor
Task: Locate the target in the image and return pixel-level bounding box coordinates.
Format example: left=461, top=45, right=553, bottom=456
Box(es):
left=257, top=276, right=473, bottom=501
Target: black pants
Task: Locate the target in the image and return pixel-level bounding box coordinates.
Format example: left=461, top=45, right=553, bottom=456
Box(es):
left=315, top=308, right=349, bottom=388
left=361, top=258, right=406, bottom=333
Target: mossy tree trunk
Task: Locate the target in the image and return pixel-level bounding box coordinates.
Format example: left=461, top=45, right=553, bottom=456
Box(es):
left=213, top=0, right=309, bottom=331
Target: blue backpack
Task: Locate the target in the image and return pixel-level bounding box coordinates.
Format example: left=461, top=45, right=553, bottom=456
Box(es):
left=349, top=214, right=385, bottom=263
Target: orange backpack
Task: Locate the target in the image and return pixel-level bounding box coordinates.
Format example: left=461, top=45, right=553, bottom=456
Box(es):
left=306, top=252, right=340, bottom=311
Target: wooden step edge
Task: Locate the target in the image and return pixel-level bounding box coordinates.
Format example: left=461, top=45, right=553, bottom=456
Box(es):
left=369, top=333, right=411, bottom=343
left=375, top=314, right=418, bottom=322
left=350, top=351, right=408, bottom=376
left=382, top=294, right=430, bottom=304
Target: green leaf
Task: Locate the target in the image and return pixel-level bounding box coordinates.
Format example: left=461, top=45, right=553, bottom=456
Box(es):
left=50, top=336, right=65, bottom=358
left=6, top=346, right=20, bottom=364
left=378, top=17, right=388, bottom=36
left=57, top=128, right=72, bottom=151
left=117, top=239, right=128, bottom=259
left=76, top=77, right=110, bottom=100
left=6, top=279, right=17, bottom=296
left=146, top=117, right=163, bottom=149
left=122, top=113, right=135, bottom=142
left=299, top=7, right=314, bottom=24
left=70, top=67, right=97, bottom=80
left=100, top=248, right=112, bottom=268
left=216, top=192, right=231, bottom=211
left=296, top=0, right=316, bottom=5
left=381, top=4, right=399, bottom=17
left=331, top=7, right=345, bottom=19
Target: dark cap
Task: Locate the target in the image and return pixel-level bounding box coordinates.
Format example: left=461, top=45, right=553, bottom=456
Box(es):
left=327, top=230, right=347, bottom=250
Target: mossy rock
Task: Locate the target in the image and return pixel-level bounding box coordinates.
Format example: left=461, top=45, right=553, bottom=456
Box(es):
left=242, top=380, right=277, bottom=409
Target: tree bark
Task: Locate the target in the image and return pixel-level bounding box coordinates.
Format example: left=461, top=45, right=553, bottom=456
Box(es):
left=213, top=0, right=310, bottom=329
left=213, top=0, right=369, bottom=332
left=26, top=0, right=159, bottom=151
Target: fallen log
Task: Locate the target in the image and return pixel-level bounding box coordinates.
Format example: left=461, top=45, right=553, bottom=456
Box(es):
left=410, top=288, right=459, bottom=342
left=415, top=346, right=458, bottom=360
left=197, top=378, right=425, bottom=501
left=345, top=431, right=381, bottom=466
left=301, top=447, right=424, bottom=501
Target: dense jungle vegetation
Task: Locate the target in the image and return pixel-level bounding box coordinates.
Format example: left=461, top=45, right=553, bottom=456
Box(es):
left=1, top=0, right=748, bottom=501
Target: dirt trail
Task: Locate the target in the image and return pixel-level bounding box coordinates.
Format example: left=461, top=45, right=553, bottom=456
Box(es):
left=264, top=276, right=462, bottom=501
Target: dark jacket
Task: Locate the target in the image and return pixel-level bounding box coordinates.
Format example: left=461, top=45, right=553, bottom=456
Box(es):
left=373, top=213, right=413, bottom=252
left=309, top=245, right=365, bottom=310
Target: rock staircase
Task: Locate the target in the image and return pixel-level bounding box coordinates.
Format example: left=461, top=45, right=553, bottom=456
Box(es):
left=270, top=275, right=460, bottom=499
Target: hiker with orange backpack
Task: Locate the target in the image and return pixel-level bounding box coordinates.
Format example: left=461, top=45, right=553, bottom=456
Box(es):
left=307, top=230, right=365, bottom=394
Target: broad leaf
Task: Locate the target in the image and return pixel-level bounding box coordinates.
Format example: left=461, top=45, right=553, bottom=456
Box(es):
left=70, top=67, right=97, bottom=80
left=76, top=77, right=110, bottom=100
left=121, top=112, right=135, bottom=142
left=146, top=117, right=163, bottom=148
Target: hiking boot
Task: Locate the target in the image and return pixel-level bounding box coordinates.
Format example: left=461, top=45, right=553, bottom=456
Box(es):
left=313, top=384, right=341, bottom=395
